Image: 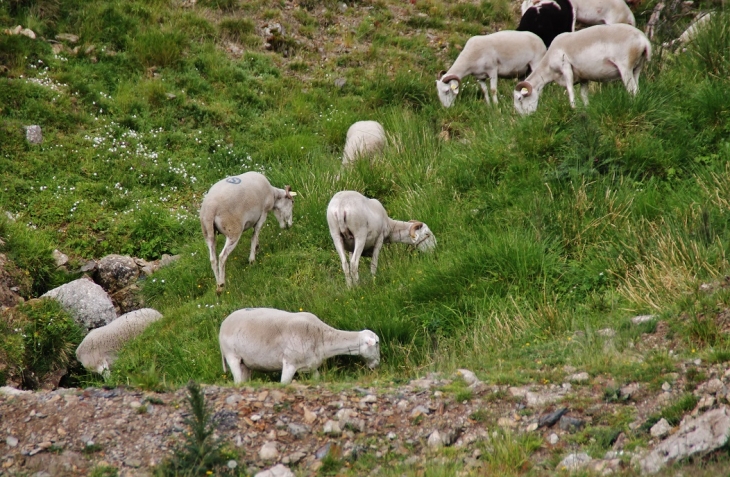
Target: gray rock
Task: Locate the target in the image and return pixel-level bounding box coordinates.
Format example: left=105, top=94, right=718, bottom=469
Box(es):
left=569, top=372, right=590, bottom=383
left=632, top=314, right=656, bottom=324
left=52, top=249, right=69, bottom=267
left=254, top=464, right=293, bottom=477
left=597, top=328, right=616, bottom=337
left=79, top=260, right=97, bottom=273
left=650, top=418, right=672, bottom=438
left=42, top=277, right=117, bottom=330
left=334, top=77, right=347, bottom=88
left=662, top=381, right=671, bottom=392
left=410, top=405, right=430, bottom=418
left=323, top=420, right=341, bottom=436
left=620, top=382, right=640, bottom=400
left=287, top=422, right=309, bottom=439
left=259, top=441, right=279, bottom=461
left=526, top=389, right=566, bottom=407
left=55, top=33, right=79, bottom=43
left=160, top=254, right=180, bottom=268
left=6, top=436, right=18, bottom=447
left=640, top=406, right=730, bottom=474
left=548, top=433, right=559, bottom=445
left=427, top=430, right=443, bottom=448
left=456, top=369, right=479, bottom=386
left=559, top=416, right=585, bottom=432
left=19, top=28, right=36, bottom=39
left=96, top=254, right=139, bottom=293
left=558, top=453, right=592, bottom=471
left=538, top=407, right=568, bottom=428
left=24, top=125, right=42, bottom=144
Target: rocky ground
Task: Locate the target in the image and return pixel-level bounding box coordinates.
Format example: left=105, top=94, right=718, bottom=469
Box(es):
left=2, top=359, right=730, bottom=477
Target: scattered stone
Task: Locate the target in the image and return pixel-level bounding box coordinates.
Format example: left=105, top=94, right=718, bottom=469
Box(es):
left=334, top=77, right=346, bottom=88
left=525, top=389, right=566, bottom=407
left=597, top=328, right=616, bottom=337
left=704, top=378, right=725, bottom=395
left=52, top=249, right=69, bottom=268
left=24, top=125, right=42, bottom=144
left=410, top=405, right=430, bottom=418
left=387, top=431, right=396, bottom=440
left=558, top=453, right=592, bottom=471
left=662, top=382, right=671, bottom=392
left=548, top=433, right=559, bottom=445
left=526, top=422, right=538, bottom=432
left=323, top=420, right=341, bottom=436
left=650, top=418, right=672, bottom=438
left=124, top=458, right=141, bottom=468
left=315, top=442, right=340, bottom=460
left=6, top=436, right=18, bottom=447
left=456, top=369, right=479, bottom=386
left=55, top=33, right=79, bottom=43
left=612, top=432, right=628, bottom=450
left=80, top=260, right=97, bottom=273
left=287, top=423, right=309, bottom=439
left=427, top=430, right=443, bottom=448
left=96, top=254, right=140, bottom=293
left=160, top=254, right=180, bottom=268
left=284, top=452, right=305, bottom=465
left=559, top=416, right=585, bottom=432
left=569, top=372, right=590, bottom=383
left=620, top=383, right=640, bottom=400
left=302, top=407, right=317, bottom=424
left=640, top=406, right=730, bottom=474
left=259, top=441, right=279, bottom=461
left=538, top=407, right=568, bottom=428
left=19, top=28, right=36, bottom=39
left=254, top=464, right=294, bottom=477
left=631, top=314, right=656, bottom=324
left=497, top=417, right=518, bottom=428
left=697, top=395, right=715, bottom=410
left=360, top=394, right=377, bottom=404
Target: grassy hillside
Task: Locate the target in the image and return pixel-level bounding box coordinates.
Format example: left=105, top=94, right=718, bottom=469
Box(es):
left=1, top=0, right=729, bottom=396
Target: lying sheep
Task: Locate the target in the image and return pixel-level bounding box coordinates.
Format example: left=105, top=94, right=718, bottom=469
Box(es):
left=342, top=120, right=386, bottom=165
left=435, top=30, right=546, bottom=107
left=513, top=24, right=651, bottom=115
left=517, top=0, right=575, bottom=48
left=663, top=12, right=714, bottom=49
left=327, top=190, right=437, bottom=287
left=76, top=308, right=163, bottom=375
left=200, top=172, right=296, bottom=293
left=219, top=307, right=380, bottom=384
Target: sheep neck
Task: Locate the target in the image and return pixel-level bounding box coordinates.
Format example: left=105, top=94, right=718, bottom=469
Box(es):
left=386, top=219, right=415, bottom=245
left=319, top=328, right=364, bottom=359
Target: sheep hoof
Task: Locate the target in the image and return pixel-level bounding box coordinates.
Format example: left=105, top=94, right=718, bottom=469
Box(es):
left=216, top=285, right=224, bottom=295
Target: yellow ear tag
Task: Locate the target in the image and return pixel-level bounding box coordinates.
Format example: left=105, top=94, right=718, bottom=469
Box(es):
left=450, top=82, right=458, bottom=91
left=521, top=88, right=529, bottom=95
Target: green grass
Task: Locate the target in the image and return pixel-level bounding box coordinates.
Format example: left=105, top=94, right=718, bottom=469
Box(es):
left=0, top=0, right=729, bottom=401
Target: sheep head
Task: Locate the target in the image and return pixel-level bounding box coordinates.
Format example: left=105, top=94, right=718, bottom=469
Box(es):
left=409, top=220, right=437, bottom=252
left=358, top=330, right=380, bottom=369
left=513, top=81, right=539, bottom=116
left=273, top=186, right=295, bottom=228
left=435, top=72, right=461, bottom=108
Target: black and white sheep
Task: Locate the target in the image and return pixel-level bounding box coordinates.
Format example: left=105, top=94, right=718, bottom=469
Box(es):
left=75, top=308, right=163, bottom=375
left=219, top=307, right=380, bottom=384
left=516, top=0, right=575, bottom=48
left=521, top=0, right=635, bottom=27
left=513, top=24, right=651, bottom=115
left=326, top=190, right=436, bottom=287
left=342, top=120, right=386, bottom=165
left=199, top=172, right=296, bottom=293
left=435, top=30, right=546, bottom=107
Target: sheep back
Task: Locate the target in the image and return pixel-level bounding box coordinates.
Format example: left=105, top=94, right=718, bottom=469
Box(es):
left=327, top=191, right=390, bottom=252
left=76, top=308, right=163, bottom=373
left=219, top=308, right=335, bottom=372
left=342, top=121, right=386, bottom=165
left=199, top=171, right=276, bottom=237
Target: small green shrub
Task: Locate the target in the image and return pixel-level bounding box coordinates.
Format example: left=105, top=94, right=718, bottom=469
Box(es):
left=155, top=381, right=238, bottom=476
left=219, top=18, right=255, bottom=41
left=0, top=299, right=84, bottom=389
left=132, top=31, right=187, bottom=68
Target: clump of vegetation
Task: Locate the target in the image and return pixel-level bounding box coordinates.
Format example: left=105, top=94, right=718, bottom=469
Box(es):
left=155, top=381, right=239, bottom=476
left=0, top=299, right=84, bottom=389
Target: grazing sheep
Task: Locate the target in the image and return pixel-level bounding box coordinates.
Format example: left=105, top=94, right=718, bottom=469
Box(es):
left=513, top=24, right=651, bottom=115
left=76, top=308, right=163, bottom=375
left=342, top=121, right=386, bottom=165
left=522, top=0, right=635, bottom=27
left=219, top=307, right=380, bottom=384
left=200, top=172, right=296, bottom=294
left=664, top=12, right=714, bottom=49
left=435, top=30, right=547, bottom=107
left=327, top=190, right=436, bottom=287
left=517, top=0, right=575, bottom=48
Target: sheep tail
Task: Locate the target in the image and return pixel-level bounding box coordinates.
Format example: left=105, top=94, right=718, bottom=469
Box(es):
left=221, top=349, right=227, bottom=373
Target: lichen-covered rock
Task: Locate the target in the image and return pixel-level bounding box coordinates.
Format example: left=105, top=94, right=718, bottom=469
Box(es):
left=95, top=255, right=139, bottom=293
left=41, top=277, right=116, bottom=330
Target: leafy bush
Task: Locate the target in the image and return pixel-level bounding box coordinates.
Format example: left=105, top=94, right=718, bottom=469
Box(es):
left=132, top=30, right=187, bottom=69
left=0, top=299, right=84, bottom=389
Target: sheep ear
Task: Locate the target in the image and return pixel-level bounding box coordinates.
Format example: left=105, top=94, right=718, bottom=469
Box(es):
left=409, top=221, right=424, bottom=238
left=365, top=337, right=377, bottom=347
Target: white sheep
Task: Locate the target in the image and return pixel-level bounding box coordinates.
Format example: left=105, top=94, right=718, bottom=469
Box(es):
left=75, top=308, right=163, bottom=375
left=342, top=120, right=386, bottom=165
left=513, top=24, right=651, bottom=115
left=219, top=307, right=380, bottom=384
left=199, top=172, right=296, bottom=294
left=326, top=190, right=436, bottom=287
left=664, top=12, right=714, bottom=49
left=436, top=30, right=547, bottom=107
left=520, top=0, right=635, bottom=27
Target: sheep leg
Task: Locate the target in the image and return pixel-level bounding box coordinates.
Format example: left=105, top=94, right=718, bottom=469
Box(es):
left=631, top=64, right=643, bottom=95
left=580, top=83, right=590, bottom=106
left=560, top=64, right=576, bottom=108
left=349, top=239, right=366, bottom=286
left=217, top=235, right=242, bottom=293
left=248, top=214, right=268, bottom=264
left=370, top=235, right=385, bottom=278
left=281, top=359, right=297, bottom=384
left=487, top=73, right=499, bottom=104
left=225, top=355, right=251, bottom=384
left=477, top=80, right=491, bottom=105
left=331, top=232, right=352, bottom=287
left=204, top=232, right=220, bottom=286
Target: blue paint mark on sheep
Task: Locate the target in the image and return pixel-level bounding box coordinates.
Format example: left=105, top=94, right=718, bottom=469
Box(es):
left=226, top=177, right=242, bottom=184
